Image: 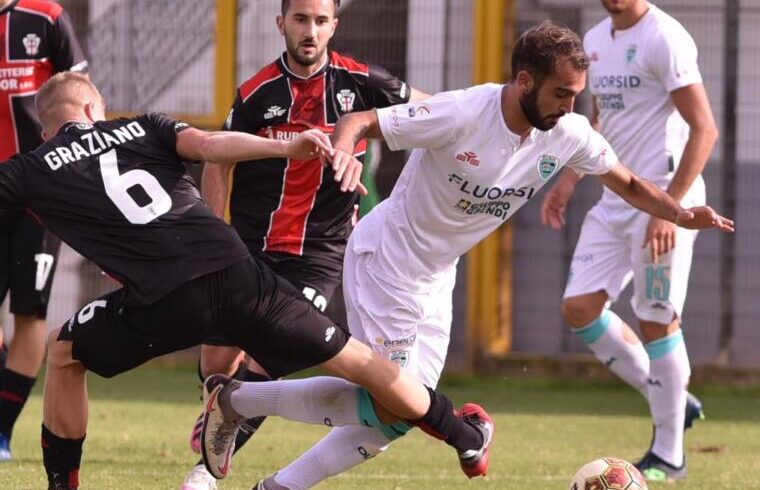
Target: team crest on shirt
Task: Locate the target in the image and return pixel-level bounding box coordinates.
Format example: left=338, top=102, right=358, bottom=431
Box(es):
left=537, top=155, right=559, bottom=181
left=389, top=350, right=409, bottom=368
left=23, top=33, right=41, bottom=56
left=626, top=44, right=638, bottom=64
left=337, top=89, right=356, bottom=113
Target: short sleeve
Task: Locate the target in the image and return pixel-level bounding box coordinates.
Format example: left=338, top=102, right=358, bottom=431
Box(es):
left=367, top=64, right=411, bottom=108
left=222, top=94, right=256, bottom=132
left=48, top=10, right=88, bottom=74
left=143, top=113, right=191, bottom=154
left=377, top=90, right=461, bottom=151
left=565, top=119, right=618, bottom=176
left=0, top=157, right=27, bottom=209
left=649, top=27, right=702, bottom=92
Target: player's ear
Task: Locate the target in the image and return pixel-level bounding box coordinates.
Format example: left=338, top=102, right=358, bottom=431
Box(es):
left=330, top=17, right=338, bottom=37
left=41, top=130, right=50, bottom=142
left=515, top=70, right=535, bottom=93
left=276, top=14, right=285, bottom=35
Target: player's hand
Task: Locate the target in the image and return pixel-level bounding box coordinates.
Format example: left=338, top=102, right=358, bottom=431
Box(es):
left=328, top=147, right=368, bottom=196
left=285, top=129, right=334, bottom=161
left=643, top=216, right=677, bottom=263
left=540, top=181, right=575, bottom=230
left=675, top=206, right=734, bottom=232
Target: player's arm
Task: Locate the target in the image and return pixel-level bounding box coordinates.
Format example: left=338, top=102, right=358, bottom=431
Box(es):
left=409, top=88, right=431, bottom=101
left=176, top=127, right=333, bottom=165
left=540, top=167, right=582, bottom=230
left=201, top=162, right=229, bottom=219
left=589, top=96, right=600, bottom=131
left=329, top=110, right=384, bottom=193
left=598, top=162, right=732, bottom=231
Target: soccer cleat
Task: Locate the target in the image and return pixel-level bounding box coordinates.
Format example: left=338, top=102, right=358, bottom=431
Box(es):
left=189, top=412, right=204, bottom=454
left=635, top=450, right=686, bottom=481
left=684, top=391, right=705, bottom=429
left=456, top=403, right=494, bottom=478
left=201, top=374, right=244, bottom=480
left=0, top=433, right=10, bottom=462
left=180, top=464, right=218, bottom=490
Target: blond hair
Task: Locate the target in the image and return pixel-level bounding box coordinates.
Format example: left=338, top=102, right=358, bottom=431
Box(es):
left=35, top=71, right=103, bottom=129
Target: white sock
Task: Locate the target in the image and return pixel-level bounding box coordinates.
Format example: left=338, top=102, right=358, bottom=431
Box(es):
left=230, top=377, right=361, bottom=427
left=574, top=309, right=650, bottom=396
left=646, top=329, right=690, bottom=467
left=271, top=426, right=393, bottom=490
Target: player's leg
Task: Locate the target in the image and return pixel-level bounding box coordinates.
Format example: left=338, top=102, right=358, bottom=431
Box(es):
left=0, top=214, right=60, bottom=461
left=207, top=257, right=490, bottom=480
left=631, top=224, right=699, bottom=480
left=562, top=209, right=649, bottom=396
left=260, top=269, right=455, bottom=490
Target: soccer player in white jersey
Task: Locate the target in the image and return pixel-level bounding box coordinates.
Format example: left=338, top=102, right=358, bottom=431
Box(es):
left=540, top=0, right=718, bottom=482
left=244, top=21, right=732, bottom=490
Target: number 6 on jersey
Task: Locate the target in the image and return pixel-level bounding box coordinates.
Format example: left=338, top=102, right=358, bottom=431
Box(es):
left=99, top=149, right=172, bottom=224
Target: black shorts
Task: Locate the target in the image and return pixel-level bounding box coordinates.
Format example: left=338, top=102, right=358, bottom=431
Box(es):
left=0, top=210, right=61, bottom=319
left=204, top=251, right=342, bottom=346
left=57, top=258, right=350, bottom=379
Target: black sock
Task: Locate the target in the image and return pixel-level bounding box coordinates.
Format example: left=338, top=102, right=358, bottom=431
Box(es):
left=409, top=387, right=483, bottom=453
left=0, top=368, right=36, bottom=438
left=194, top=368, right=270, bottom=466
left=41, top=424, right=84, bottom=490
left=196, top=358, right=205, bottom=383
left=0, top=342, right=7, bottom=369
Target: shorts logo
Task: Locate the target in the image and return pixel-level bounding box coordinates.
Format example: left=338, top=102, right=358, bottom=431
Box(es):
left=389, top=350, right=409, bottom=368
left=34, top=253, right=55, bottom=291
left=324, top=326, right=336, bottom=342
left=337, top=89, right=356, bottom=113
left=23, top=33, right=41, bottom=56
left=537, top=155, right=559, bottom=181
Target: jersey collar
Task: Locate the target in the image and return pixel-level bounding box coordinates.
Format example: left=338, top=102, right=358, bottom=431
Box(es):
left=0, top=0, right=20, bottom=16
left=277, top=51, right=330, bottom=81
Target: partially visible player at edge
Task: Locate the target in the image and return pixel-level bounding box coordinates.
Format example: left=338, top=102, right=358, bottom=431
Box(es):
left=0, top=0, right=87, bottom=462
left=541, top=0, right=718, bottom=481
left=0, top=72, right=492, bottom=489
left=242, top=20, right=733, bottom=490
left=183, top=0, right=427, bottom=486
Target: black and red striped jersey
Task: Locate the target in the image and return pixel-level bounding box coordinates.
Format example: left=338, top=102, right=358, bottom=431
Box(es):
left=0, top=0, right=86, bottom=160
left=224, top=50, right=410, bottom=266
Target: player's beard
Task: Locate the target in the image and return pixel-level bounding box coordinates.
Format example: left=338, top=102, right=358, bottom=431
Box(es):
left=284, top=33, right=326, bottom=69
left=600, top=0, right=635, bottom=14
left=519, top=87, right=559, bottom=131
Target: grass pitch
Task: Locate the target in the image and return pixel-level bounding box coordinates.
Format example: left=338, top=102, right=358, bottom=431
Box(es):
left=2, top=364, right=760, bottom=489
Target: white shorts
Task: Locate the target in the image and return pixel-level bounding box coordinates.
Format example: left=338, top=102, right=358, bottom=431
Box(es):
left=342, top=244, right=455, bottom=389
left=563, top=205, right=698, bottom=324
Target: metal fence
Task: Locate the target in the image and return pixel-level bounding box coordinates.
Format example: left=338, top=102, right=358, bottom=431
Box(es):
left=2, top=0, right=758, bottom=371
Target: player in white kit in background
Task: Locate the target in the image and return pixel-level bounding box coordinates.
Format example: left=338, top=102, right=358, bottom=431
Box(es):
left=249, top=21, right=732, bottom=490
left=541, top=0, right=719, bottom=482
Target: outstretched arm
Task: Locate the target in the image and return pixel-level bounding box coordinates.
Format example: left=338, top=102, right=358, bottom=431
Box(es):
left=327, top=110, right=384, bottom=194
left=598, top=163, right=733, bottom=232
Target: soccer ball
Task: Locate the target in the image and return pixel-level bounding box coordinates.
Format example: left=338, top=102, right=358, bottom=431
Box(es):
left=569, top=457, right=648, bottom=490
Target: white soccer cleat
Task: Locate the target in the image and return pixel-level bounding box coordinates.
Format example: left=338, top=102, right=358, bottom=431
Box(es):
left=180, top=464, right=218, bottom=490
left=201, top=374, right=244, bottom=480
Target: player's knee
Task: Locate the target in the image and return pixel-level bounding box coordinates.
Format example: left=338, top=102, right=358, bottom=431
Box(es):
left=45, top=328, right=77, bottom=370
left=561, top=297, right=602, bottom=328
left=200, top=345, right=244, bottom=377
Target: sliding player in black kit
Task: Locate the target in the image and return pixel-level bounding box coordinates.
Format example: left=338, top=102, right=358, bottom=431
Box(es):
left=0, top=73, right=493, bottom=489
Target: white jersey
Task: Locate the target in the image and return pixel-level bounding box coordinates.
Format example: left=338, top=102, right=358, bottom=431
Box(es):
left=585, top=3, right=705, bottom=215
left=352, top=84, right=617, bottom=291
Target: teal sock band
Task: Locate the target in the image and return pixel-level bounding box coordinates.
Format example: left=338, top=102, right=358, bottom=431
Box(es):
left=645, top=329, right=684, bottom=360
left=574, top=309, right=612, bottom=344
left=356, top=387, right=413, bottom=441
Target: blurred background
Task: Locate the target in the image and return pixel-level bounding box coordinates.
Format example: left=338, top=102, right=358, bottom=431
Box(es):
left=2, top=0, right=756, bottom=376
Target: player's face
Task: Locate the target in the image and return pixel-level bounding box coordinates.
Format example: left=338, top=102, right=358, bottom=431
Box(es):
left=600, top=0, right=640, bottom=14
left=277, top=0, right=338, bottom=68
left=519, top=59, right=586, bottom=131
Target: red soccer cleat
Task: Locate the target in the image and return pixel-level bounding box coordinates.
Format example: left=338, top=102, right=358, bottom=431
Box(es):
left=457, top=403, right=494, bottom=478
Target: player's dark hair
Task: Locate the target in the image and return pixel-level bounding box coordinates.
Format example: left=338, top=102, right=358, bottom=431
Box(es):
left=281, top=0, right=340, bottom=16
left=511, top=21, right=589, bottom=84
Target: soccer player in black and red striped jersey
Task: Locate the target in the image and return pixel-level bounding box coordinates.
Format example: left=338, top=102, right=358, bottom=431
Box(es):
left=0, top=0, right=86, bottom=462
left=182, top=1, right=428, bottom=488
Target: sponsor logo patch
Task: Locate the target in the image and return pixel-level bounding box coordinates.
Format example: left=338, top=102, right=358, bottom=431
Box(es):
left=264, top=105, right=287, bottom=120
left=456, top=151, right=480, bottom=167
